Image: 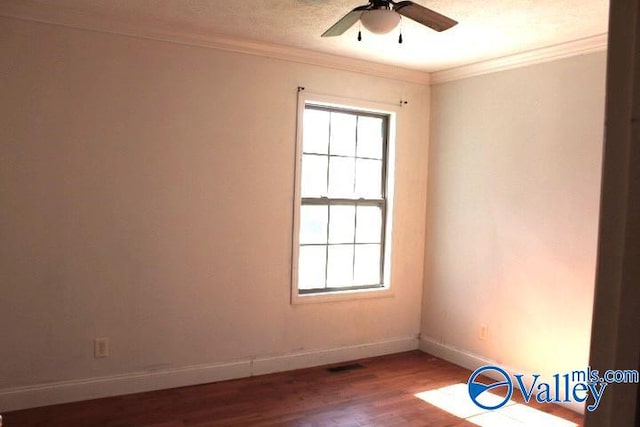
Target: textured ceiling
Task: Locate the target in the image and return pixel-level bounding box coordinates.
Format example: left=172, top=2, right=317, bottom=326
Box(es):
left=1, top=0, right=609, bottom=72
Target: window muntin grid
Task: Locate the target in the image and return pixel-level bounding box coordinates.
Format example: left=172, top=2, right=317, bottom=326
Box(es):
left=297, top=104, right=389, bottom=294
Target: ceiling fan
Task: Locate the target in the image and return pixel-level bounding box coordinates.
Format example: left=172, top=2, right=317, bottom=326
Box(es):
left=321, top=0, right=457, bottom=38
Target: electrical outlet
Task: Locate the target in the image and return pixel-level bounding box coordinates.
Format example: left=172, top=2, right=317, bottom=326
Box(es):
left=479, top=324, right=488, bottom=341
left=94, top=337, right=109, bottom=358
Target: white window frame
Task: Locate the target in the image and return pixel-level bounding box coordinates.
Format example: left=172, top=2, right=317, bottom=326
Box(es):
left=291, top=92, right=397, bottom=304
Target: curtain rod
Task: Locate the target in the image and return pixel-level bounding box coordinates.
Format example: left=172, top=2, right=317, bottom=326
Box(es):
left=297, top=86, right=408, bottom=107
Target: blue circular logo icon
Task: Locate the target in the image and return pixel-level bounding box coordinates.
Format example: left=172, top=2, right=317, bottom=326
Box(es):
left=468, top=365, right=513, bottom=410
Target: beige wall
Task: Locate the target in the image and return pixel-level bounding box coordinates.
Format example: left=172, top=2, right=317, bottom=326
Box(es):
left=0, top=12, right=609, bottom=412
left=423, top=52, right=606, bottom=381
left=0, top=16, right=429, bottom=401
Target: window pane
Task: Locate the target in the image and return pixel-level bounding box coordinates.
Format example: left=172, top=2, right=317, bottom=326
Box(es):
left=356, top=205, right=382, bottom=243
left=355, top=158, right=382, bottom=198
left=298, top=245, right=327, bottom=290
left=357, top=116, right=383, bottom=159
left=297, top=106, right=388, bottom=295
left=301, top=154, right=327, bottom=197
left=354, top=244, right=381, bottom=285
left=327, top=245, right=354, bottom=287
left=328, top=157, right=355, bottom=198
left=329, top=205, right=356, bottom=244
left=300, top=205, right=328, bottom=244
left=303, top=109, right=329, bottom=154
left=330, top=112, right=356, bottom=156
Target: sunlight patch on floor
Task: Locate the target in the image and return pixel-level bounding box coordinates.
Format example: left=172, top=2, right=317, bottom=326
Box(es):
left=414, top=383, right=578, bottom=427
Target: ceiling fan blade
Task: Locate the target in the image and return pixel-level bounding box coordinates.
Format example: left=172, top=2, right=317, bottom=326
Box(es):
left=321, top=5, right=369, bottom=37
left=394, top=1, right=457, bottom=32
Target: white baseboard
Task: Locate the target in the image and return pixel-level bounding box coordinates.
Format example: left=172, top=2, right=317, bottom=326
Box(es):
left=418, top=336, right=585, bottom=414
left=0, top=336, right=418, bottom=412
left=252, top=336, right=418, bottom=376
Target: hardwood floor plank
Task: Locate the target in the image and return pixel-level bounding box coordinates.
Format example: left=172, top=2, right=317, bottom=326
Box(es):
left=3, top=351, right=583, bottom=426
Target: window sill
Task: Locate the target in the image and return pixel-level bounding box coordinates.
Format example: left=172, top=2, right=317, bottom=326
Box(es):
left=291, top=286, right=393, bottom=305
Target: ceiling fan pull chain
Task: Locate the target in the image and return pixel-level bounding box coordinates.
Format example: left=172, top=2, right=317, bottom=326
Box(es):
left=358, top=29, right=362, bottom=41
left=398, top=31, right=403, bottom=44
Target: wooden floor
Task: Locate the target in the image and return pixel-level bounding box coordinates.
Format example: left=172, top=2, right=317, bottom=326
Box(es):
left=4, top=351, right=583, bottom=426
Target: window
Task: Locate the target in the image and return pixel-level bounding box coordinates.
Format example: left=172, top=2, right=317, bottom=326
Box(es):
left=292, top=99, right=394, bottom=300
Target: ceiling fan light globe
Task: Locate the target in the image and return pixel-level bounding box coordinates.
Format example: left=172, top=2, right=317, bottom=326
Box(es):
left=360, top=10, right=401, bottom=34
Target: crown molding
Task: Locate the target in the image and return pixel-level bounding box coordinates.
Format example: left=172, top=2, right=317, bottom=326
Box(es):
left=0, top=1, right=607, bottom=87
left=430, top=34, right=608, bottom=85
left=0, top=3, right=431, bottom=85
